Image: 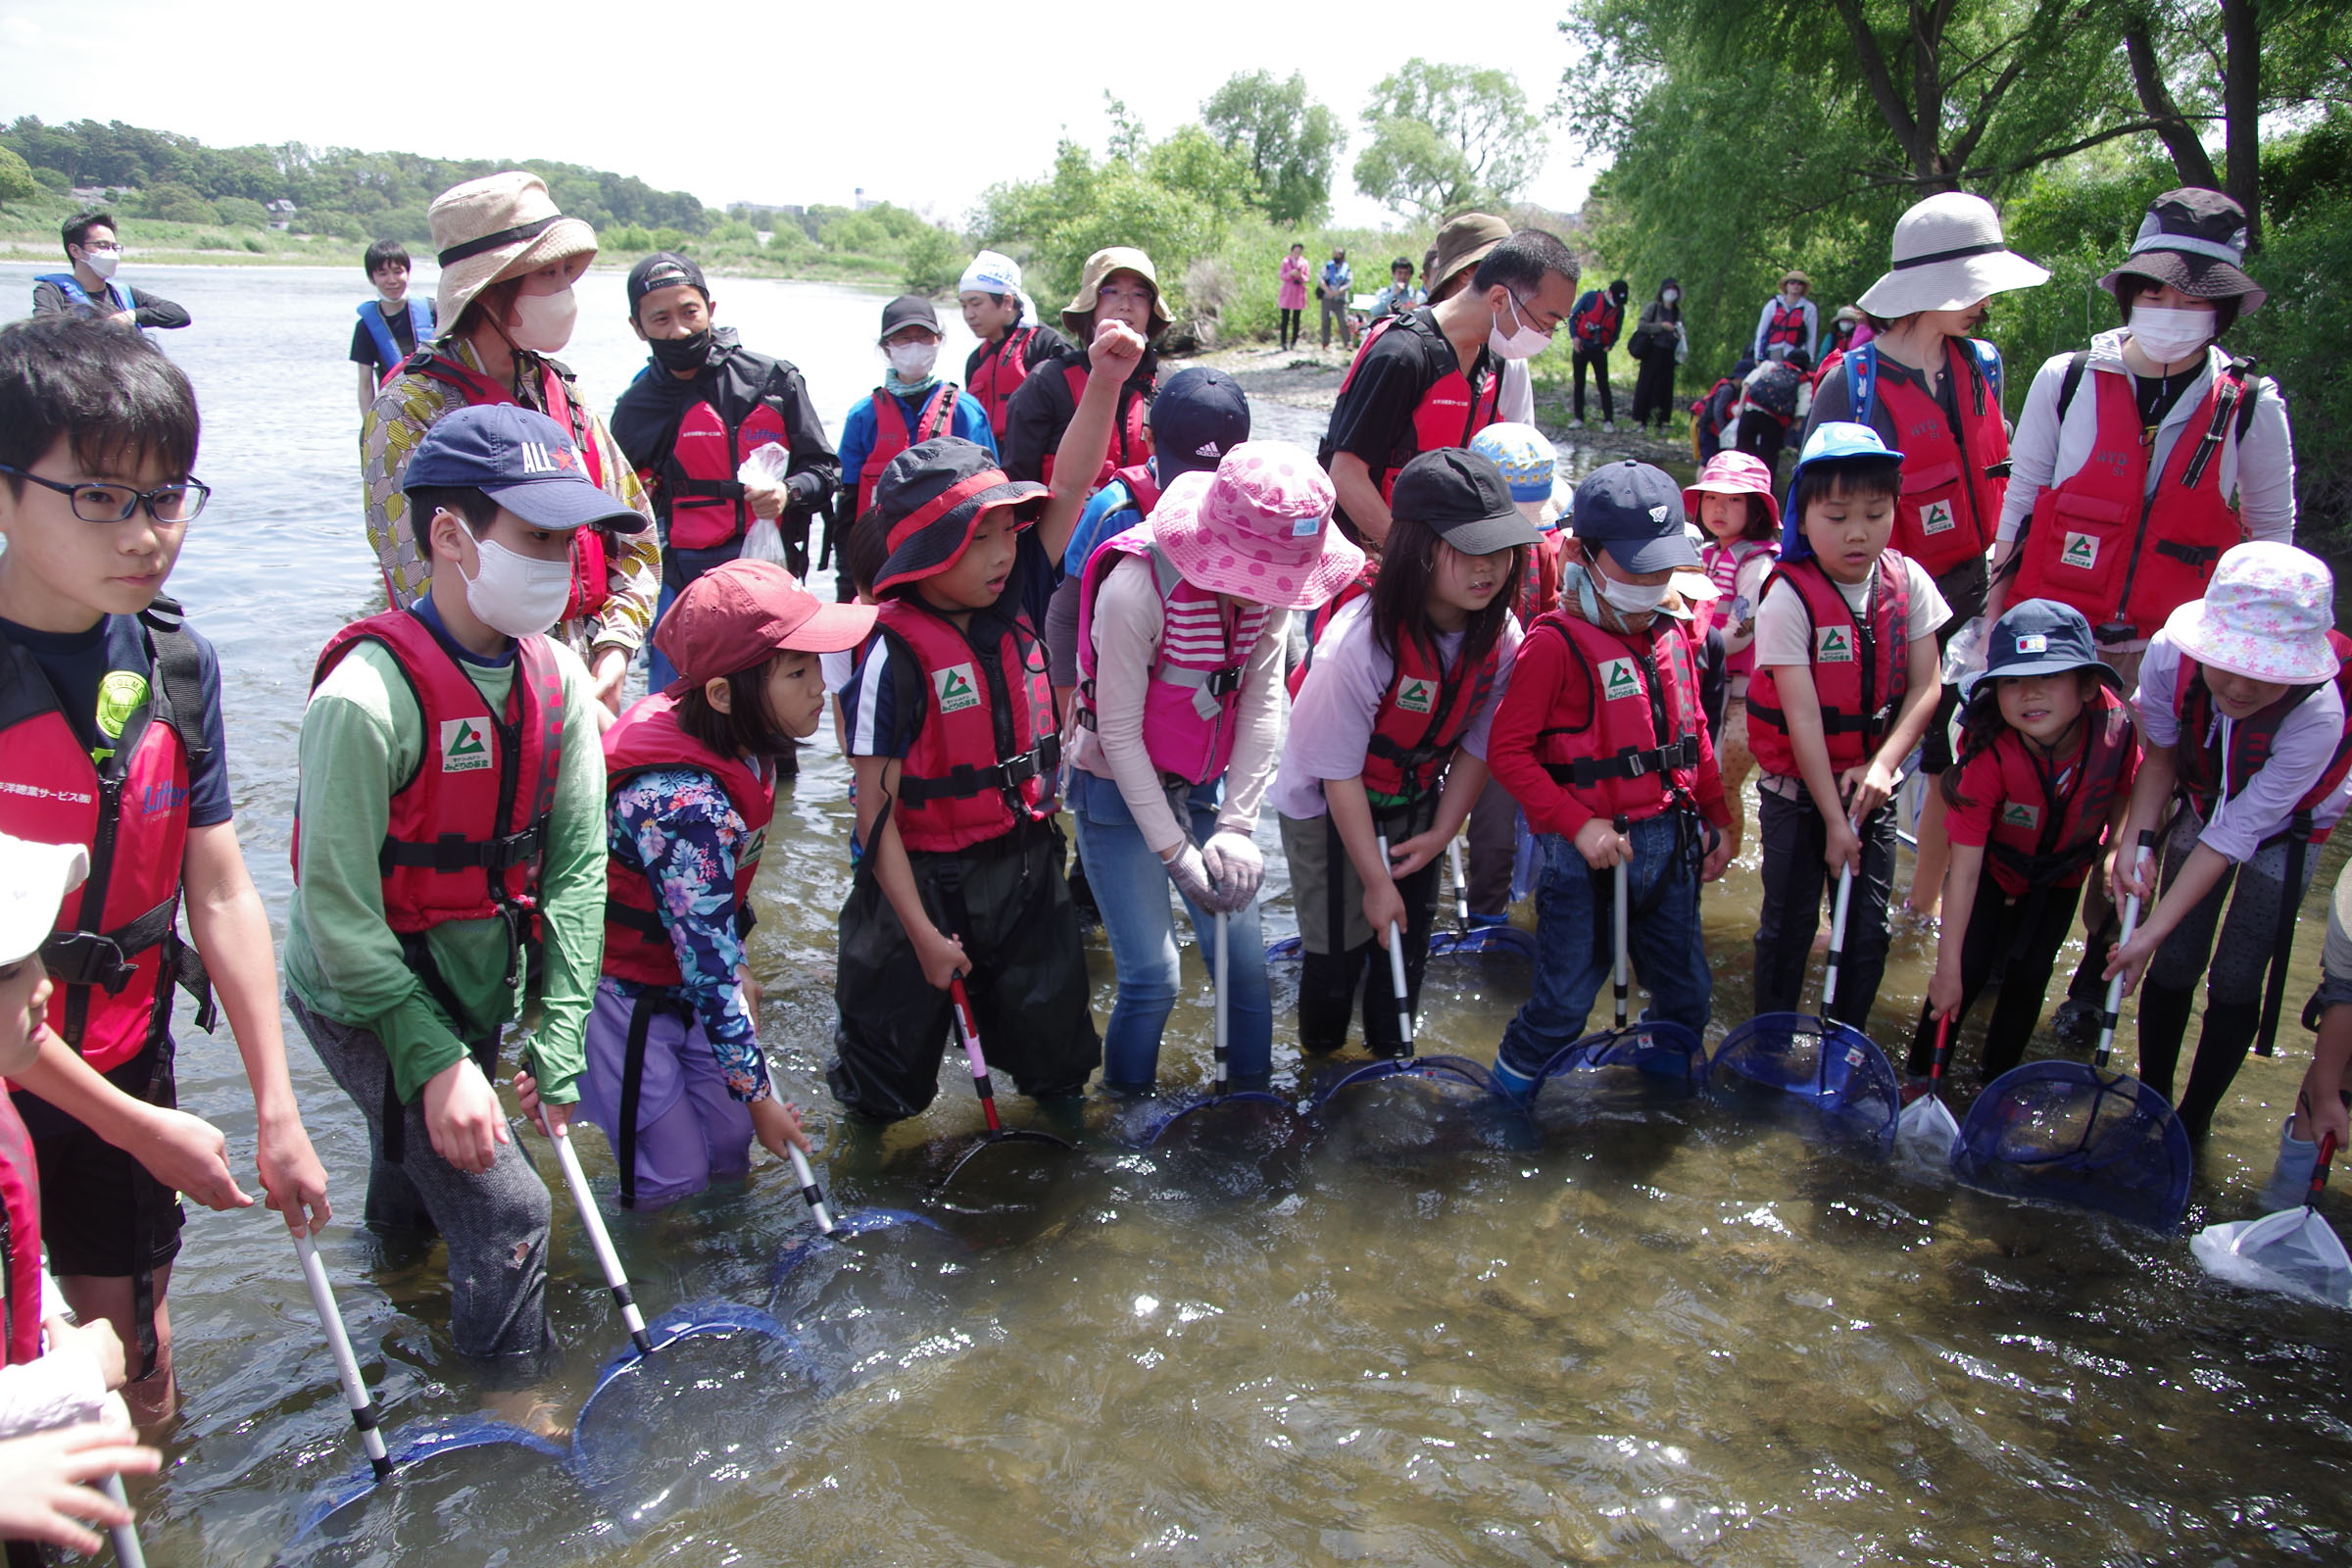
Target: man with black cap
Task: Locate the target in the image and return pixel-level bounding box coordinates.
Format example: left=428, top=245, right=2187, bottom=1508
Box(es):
left=610, top=252, right=839, bottom=692
left=1566, top=277, right=1631, bottom=430
left=1484, top=461, right=1736, bottom=1100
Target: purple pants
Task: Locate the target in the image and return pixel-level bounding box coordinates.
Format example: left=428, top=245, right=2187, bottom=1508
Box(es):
left=576, top=979, right=753, bottom=1209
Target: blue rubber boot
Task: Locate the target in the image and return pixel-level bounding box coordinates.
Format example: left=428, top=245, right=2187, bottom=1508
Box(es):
left=2259, top=1116, right=2321, bottom=1212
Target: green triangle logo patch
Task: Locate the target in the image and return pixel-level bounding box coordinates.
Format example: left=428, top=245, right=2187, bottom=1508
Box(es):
left=2061, top=532, right=2098, bottom=570
left=1396, top=677, right=1434, bottom=713
left=1815, top=626, right=1853, bottom=662
left=439, top=716, right=493, bottom=772
left=932, top=662, right=981, bottom=714
left=1601, top=659, right=1641, bottom=700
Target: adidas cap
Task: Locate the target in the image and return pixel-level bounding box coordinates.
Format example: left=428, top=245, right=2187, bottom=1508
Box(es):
left=1147, top=367, right=1250, bottom=480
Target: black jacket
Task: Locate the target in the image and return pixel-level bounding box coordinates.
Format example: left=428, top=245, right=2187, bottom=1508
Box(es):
left=1000, top=343, right=1158, bottom=485
left=610, top=328, right=839, bottom=545
left=31, top=279, right=190, bottom=330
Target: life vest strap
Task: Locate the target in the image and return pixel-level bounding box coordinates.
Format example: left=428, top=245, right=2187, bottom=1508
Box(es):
left=377, top=822, right=546, bottom=875
left=667, top=475, right=749, bottom=501
left=1743, top=696, right=1894, bottom=737
left=1155, top=663, right=1245, bottom=699
left=897, top=735, right=1063, bottom=806
left=1548, top=735, right=1701, bottom=788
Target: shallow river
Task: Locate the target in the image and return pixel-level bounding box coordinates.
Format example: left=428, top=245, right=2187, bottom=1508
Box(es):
left=5, top=263, right=2349, bottom=1565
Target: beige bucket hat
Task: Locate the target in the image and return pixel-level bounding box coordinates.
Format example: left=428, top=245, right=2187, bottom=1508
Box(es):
left=1428, top=213, right=1510, bottom=295
left=1061, top=247, right=1172, bottom=337
left=1857, top=192, right=2047, bottom=318
left=429, top=172, right=599, bottom=333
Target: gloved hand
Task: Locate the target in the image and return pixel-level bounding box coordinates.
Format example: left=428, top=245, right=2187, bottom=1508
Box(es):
left=1161, top=843, right=1222, bottom=912
left=1200, top=830, right=1264, bottom=909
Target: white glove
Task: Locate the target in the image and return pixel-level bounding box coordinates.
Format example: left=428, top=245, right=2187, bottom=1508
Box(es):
left=1161, top=844, right=1221, bottom=912
left=1200, top=830, right=1264, bottom=910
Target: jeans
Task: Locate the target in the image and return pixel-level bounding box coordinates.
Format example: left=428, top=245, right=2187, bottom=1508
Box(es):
left=1496, top=815, right=1711, bottom=1079
left=645, top=576, right=682, bottom=694
left=1067, top=767, right=1271, bottom=1090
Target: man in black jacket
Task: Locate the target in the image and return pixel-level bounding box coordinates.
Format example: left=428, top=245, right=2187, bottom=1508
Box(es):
left=31, top=213, right=189, bottom=333
left=610, top=253, right=839, bottom=690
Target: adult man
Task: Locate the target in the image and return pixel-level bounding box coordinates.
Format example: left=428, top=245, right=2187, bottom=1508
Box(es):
left=1320, top=227, right=1580, bottom=548
left=1749, top=270, right=1816, bottom=364
left=1568, top=277, right=1630, bottom=430
left=31, top=214, right=188, bottom=334
left=1319, top=247, right=1355, bottom=350
left=1371, top=258, right=1423, bottom=320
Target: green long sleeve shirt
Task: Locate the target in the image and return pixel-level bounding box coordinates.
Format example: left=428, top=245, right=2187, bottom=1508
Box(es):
left=284, top=624, right=606, bottom=1104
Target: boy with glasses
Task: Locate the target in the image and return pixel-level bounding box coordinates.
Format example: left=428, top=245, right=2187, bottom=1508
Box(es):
left=32, top=214, right=189, bottom=335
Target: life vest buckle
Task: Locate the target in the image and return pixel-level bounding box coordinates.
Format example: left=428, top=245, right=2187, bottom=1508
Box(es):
left=39, top=931, right=136, bottom=994
left=1204, top=666, right=1243, bottom=699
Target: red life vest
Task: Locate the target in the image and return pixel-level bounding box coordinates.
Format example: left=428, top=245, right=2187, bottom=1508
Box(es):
left=1762, top=297, right=1808, bottom=352
left=855, top=384, right=961, bottom=521
left=1526, top=610, right=1706, bottom=824
left=1039, top=365, right=1152, bottom=492
left=1515, top=533, right=1564, bottom=629
left=1110, top=462, right=1162, bottom=516
left=2173, top=631, right=2352, bottom=845
left=0, top=609, right=205, bottom=1077
left=600, top=693, right=776, bottom=987
left=1570, top=290, right=1623, bottom=349
left=1970, top=687, right=2135, bottom=896
left=2011, top=360, right=2252, bottom=640
left=1301, top=561, right=1379, bottom=655
left=1842, top=339, right=2008, bottom=575
left=1361, top=627, right=1502, bottom=805
left=1745, top=555, right=1914, bottom=778
left=1697, top=538, right=1775, bottom=678
left=394, top=350, right=615, bottom=621
left=876, top=599, right=1060, bottom=854
left=1077, top=535, right=1276, bottom=786
left=656, top=397, right=792, bottom=552
left=1329, top=310, right=1503, bottom=503
left=0, top=1094, right=38, bottom=1367
left=302, top=611, right=565, bottom=947
left=970, top=325, right=1039, bottom=438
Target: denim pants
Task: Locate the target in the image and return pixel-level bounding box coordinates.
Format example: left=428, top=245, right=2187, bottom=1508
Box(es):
left=645, top=577, right=682, bottom=694
left=1495, top=814, right=1711, bottom=1079
left=1067, top=767, right=1272, bottom=1090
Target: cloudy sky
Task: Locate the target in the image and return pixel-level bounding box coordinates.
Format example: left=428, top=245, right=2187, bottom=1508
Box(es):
left=0, top=0, right=1598, bottom=228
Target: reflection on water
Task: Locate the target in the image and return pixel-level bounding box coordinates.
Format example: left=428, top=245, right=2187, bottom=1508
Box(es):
left=4, top=265, right=2349, bottom=1563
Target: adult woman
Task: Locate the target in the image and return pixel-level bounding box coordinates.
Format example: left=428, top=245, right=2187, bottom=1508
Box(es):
left=1627, top=276, right=1685, bottom=436
left=1277, top=242, right=1309, bottom=352
left=361, top=172, right=659, bottom=717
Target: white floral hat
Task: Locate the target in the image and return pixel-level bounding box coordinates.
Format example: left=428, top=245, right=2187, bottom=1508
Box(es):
left=2164, top=542, right=2339, bottom=684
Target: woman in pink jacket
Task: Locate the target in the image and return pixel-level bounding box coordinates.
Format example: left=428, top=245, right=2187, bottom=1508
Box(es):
left=1277, top=243, right=1309, bottom=351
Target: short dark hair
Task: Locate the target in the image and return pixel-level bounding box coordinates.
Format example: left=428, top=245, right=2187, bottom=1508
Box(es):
left=2114, top=274, right=2241, bottom=338
left=1792, top=456, right=1903, bottom=521
left=364, top=239, right=412, bottom=277
left=62, top=211, right=117, bottom=259
left=844, top=507, right=890, bottom=599
left=675, top=654, right=800, bottom=760
left=406, top=484, right=499, bottom=539
left=1391, top=257, right=1413, bottom=273
left=1471, top=229, right=1581, bottom=297
left=0, top=317, right=199, bottom=492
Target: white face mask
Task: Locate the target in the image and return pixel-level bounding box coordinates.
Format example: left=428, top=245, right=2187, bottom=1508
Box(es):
left=459, top=532, right=573, bottom=638
left=1662, top=288, right=1680, bottom=304
left=508, top=287, right=578, bottom=353
left=1595, top=571, right=1669, bottom=616
left=1488, top=291, right=1553, bottom=361
left=2129, top=305, right=2216, bottom=366
left=82, top=248, right=121, bottom=280
left=887, top=341, right=940, bottom=380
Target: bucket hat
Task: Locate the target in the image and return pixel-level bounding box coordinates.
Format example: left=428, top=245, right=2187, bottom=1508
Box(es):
left=403, top=405, right=649, bottom=534
left=1428, top=213, right=1510, bottom=294
left=1683, top=450, right=1781, bottom=531
left=1779, top=422, right=1904, bottom=563
left=2099, top=188, right=2266, bottom=315
left=1469, top=423, right=1557, bottom=505
left=1780, top=270, right=1811, bottom=290
left=2163, top=542, right=2338, bottom=685
left=1148, top=442, right=1362, bottom=611
left=1856, top=192, right=2048, bottom=318
left=1150, top=368, right=1250, bottom=480
left=1960, top=600, right=2123, bottom=705
left=1391, top=449, right=1544, bottom=558
left=0, top=830, right=86, bottom=966
left=655, top=560, right=876, bottom=693
left=428, top=172, right=598, bottom=333
left=870, top=437, right=1046, bottom=597
left=1570, top=462, right=1699, bottom=575
left=1061, top=247, right=1171, bottom=337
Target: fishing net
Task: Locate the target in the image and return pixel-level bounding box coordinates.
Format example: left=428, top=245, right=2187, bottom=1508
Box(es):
left=1535, top=1023, right=1707, bottom=1094
left=1307, top=1069, right=1528, bottom=1162
left=1708, top=1012, right=1901, bottom=1150
left=2192, top=1206, right=2352, bottom=1308
left=1951, top=1061, right=2192, bottom=1233
left=280, top=1420, right=600, bottom=1568
left=1894, top=1090, right=1963, bottom=1167
left=1264, top=928, right=1537, bottom=964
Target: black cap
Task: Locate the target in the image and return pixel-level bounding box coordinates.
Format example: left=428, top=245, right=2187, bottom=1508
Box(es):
left=1149, top=368, right=1250, bottom=479
left=626, top=252, right=707, bottom=317
left=879, top=293, right=942, bottom=342
left=1390, top=449, right=1545, bottom=556
left=1570, top=461, right=1697, bottom=574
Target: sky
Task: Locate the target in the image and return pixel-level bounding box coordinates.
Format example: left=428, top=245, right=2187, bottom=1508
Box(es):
left=0, top=0, right=1598, bottom=230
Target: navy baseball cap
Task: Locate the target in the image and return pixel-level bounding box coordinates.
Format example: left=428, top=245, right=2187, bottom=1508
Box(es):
left=402, top=405, right=649, bottom=533
left=626, top=251, right=707, bottom=316
left=1570, top=461, right=1699, bottom=574
left=1960, top=599, right=2123, bottom=704
left=1149, top=368, right=1250, bottom=479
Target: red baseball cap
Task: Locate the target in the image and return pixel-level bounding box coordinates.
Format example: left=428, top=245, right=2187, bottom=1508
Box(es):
left=655, top=561, right=876, bottom=691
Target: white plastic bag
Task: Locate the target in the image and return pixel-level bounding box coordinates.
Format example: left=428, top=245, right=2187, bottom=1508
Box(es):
left=736, top=442, right=791, bottom=566
left=1940, top=614, right=1988, bottom=687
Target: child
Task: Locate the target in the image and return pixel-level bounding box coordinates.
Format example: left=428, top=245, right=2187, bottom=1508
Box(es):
left=959, top=249, right=1070, bottom=440
left=0, top=317, right=328, bottom=1426
left=1273, top=450, right=1534, bottom=1055
left=1071, top=440, right=1361, bottom=1093
left=2107, top=543, right=2352, bottom=1140
left=287, top=403, right=639, bottom=1420
left=351, top=237, right=437, bottom=412
left=2265, top=858, right=2352, bottom=1207
left=837, top=294, right=995, bottom=522
left=1745, top=422, right=1947, bottom=1027
left=1913, top=602, right=2136, bottom=1081
left=1486, top=462, right=1737, bottom=1096
left=1687, top=450, right=1782, bottom=859
left=581, top=563, right=860, bottom=1206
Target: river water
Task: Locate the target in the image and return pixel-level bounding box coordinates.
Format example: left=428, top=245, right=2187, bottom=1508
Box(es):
left=5, top=262, right=2350, bottom=1565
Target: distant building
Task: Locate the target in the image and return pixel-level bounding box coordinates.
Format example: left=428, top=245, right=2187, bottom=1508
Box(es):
left=266, top=198, right=297, bottom=231
left=854, top=187, right=876, bottom=212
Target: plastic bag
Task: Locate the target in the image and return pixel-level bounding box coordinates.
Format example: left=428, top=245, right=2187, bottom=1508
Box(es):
left=1940, top=614, right=1987, bottom=687
left=1673, top=321, right=1689, bottom=366
left=737, top=442, right=791, bottom=566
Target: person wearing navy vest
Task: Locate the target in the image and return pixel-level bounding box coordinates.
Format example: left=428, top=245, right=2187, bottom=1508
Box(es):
left=1485, top=463, right=1736, bottom=1098
left=958, top=249, right=1071, bottom=441
left=837, top=293, right=996, bottom=528
left=31, top=213, right=187, bottom=337
left=611, top=253, right=839, bottom=692
left=832, top=389, right=1113, bottom=1121
left=1320, top=227, right=1578, bottom=549
left=287, top=404, right=636, bottom=1429
left=1001, top=247, right=1164, bottom=490
left=350, top=239, right=437, bottom=413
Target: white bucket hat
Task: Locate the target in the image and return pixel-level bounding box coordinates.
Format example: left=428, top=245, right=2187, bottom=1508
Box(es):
left=428, top=172, right=599, bottom=334
left=2164, top=542, right=2339, bottom=685
left=1856, top=192, right=2049, bottom=318
left=0, top=831, right=87, bottom=966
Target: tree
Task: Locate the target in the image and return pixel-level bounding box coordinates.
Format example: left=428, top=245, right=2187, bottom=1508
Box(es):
left=0, top=143, right=36, bottom=204
left=1353, top=60, right=1545, bottom=220
left=1200, top=70, right=1345, bottom=225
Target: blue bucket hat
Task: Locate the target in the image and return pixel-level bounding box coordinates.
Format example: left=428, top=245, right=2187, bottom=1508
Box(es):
left=1960, top=599, right=2125, bottom=705
left=1779, top=420, right=1905, bottom=563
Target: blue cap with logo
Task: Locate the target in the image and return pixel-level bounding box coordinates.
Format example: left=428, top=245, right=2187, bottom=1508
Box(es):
left=1959, top=598, right=2123, bottom=704
left=402, top=404, right=649, bottom=534
left=1570, top=460, right=1698, bottom=574
left=1779, top=420, right=1904, bottom=563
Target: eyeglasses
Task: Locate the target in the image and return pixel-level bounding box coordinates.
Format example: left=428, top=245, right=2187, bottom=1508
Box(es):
left=0, top=466, right=210, bottom=524
left=1097, top=285, right=1154, bottom=310
left=1506, top=290, right=1570, bottom=334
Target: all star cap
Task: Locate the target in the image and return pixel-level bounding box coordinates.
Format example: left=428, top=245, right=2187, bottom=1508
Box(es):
left=403, top=404, right=649, bottom=533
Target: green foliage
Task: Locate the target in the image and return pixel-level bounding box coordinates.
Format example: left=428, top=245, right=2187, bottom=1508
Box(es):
left=1195, top=220, right=1433, bottom=348
left=213, top=195, right=269, bottom=228
left=2237, top=194, right=2352, bottom=535
left=1200, top=71, right=1345, bottom=226
left=0, top=143, right=36, bottom=203
left=138, top=181, right=215, bottom=224
left=1146, top=124, right=1260, bottom=224
left=1353, top=59, right=1545, bottom=220
left=902, top=223, right=962, bottom=295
